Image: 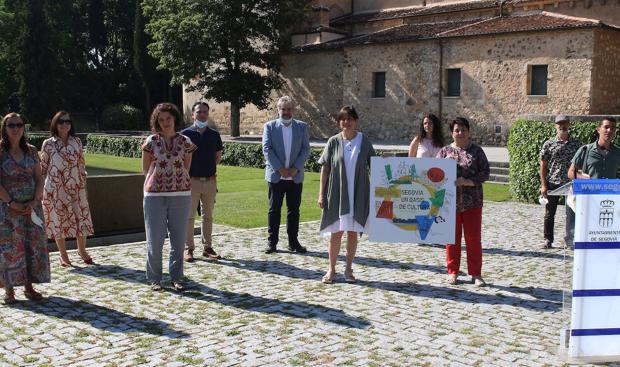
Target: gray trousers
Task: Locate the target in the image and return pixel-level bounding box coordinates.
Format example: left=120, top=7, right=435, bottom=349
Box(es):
left=144, top=195, right=192, bottom=284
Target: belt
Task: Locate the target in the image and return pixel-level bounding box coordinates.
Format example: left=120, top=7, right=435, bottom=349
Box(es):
left=191, top=176, right=216, bottom=181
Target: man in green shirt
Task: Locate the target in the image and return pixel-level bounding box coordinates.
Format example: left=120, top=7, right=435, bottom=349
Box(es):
left=568, top=117, right=620, bottom=180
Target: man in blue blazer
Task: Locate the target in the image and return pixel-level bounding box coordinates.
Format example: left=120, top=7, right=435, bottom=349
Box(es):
left=262, top=96, right=310, bottom=254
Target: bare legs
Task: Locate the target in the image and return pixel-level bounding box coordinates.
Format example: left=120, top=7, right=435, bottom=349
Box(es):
left=56, top=236, right=92, bottom=266
left=323, top=231, right=358, bottom=283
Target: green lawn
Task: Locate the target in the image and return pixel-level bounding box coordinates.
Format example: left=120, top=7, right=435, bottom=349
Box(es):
left=85, top=153, right=511, bottom=228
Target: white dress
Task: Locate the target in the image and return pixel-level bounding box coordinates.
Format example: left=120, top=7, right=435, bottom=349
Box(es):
left=320, top=133, right=367, bottom=235
left=417, top=138, right=442, bottom=158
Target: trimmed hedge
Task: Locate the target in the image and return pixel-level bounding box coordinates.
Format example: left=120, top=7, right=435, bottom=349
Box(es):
left=86, top=135, right=144, bottom=158
left=84, top=135, right=391, bottom=173
left=26, top=134, right=49, bottom=150
left=507, top=119, right=600, bottom=202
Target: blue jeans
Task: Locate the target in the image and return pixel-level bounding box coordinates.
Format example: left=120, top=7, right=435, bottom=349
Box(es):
left=144, top=195, right=192, bottom=284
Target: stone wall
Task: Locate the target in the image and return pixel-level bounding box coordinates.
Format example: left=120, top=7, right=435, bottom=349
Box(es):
left=591, top=28, right=620, bottom=114
left=441, top=29, right=594, bottom=145
left=354, top=0, right=424, bottom=12
left=340, top=41, right=440, bottom=141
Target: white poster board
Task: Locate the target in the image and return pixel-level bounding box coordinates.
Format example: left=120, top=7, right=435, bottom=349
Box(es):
left=368, top=157, right=456, bottom=244
left=569, top=179, right=620, bottom=363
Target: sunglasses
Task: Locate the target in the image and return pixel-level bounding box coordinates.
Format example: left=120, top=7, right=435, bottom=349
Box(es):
left=6, top=123, right=24, bottom=129
left=58, top=119, right=72, bottom=125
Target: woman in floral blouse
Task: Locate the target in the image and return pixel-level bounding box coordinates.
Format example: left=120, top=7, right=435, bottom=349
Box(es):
left=142, top=103, right=196, bottom=291
left=437, top=117, right=490, bottom=287
left=0, top=113, right=50, bottom=304
left=41, top=111, right=94, bottom=266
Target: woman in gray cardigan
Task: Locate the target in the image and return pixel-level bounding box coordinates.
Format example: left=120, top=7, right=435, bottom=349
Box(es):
left=318, top=106, right=375, bottom=284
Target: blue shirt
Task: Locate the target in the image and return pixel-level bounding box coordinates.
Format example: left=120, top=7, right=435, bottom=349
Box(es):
left=181, top=125, right=223, bottom=178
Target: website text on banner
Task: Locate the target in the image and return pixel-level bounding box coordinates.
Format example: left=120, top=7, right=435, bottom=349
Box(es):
left=569, top=178, right=620, bottom=363
left=368, top=157, right=456, bottom=244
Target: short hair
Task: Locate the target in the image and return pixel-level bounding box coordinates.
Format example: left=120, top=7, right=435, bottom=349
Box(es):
left=450, top=117, right=470, bottom=132
left=149, top=103, right=183, bottom=133
left=50, top=110, right=76, bottom=137
left=276, top=96, right=295, bottom=109
left=601, top=117, right=617, bottom=126
left=192, top=101, right=209, bottom=112
left=336, top=105, right=359, bottom=121
left=0, top=112, right=29, bottom=154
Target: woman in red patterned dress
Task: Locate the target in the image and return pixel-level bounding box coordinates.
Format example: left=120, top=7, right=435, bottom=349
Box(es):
left=41, top=111, right=94, bottom=266
left=0, top=113, right=50, bottom=304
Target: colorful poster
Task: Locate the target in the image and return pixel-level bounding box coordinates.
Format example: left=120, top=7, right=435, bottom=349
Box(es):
left=368, top=157, right=456, bottom=244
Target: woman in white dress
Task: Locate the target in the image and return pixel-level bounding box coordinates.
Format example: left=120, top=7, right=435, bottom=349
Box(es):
left=317, top=106, right=375, bottom=284
left=408, top=113, right=446, bottom=158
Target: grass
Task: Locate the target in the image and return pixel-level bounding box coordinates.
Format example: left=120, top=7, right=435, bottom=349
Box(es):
left=84, top=153, right=511, bottom=228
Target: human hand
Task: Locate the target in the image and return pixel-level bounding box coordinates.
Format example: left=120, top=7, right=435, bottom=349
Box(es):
left=8, top=202, right=30, bottom=216
left=289, top=168, right=298, bottom=177
left=318, top=196, right=324, bottom=209
left=278, top=168, right=289, bottom=178
left=540, top=186, right=548, bottom=198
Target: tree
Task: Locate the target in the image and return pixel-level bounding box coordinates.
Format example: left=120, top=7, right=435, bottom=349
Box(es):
left=141, top=0, right=309, bottom=136
left=0, top=0, right=19, bottom=113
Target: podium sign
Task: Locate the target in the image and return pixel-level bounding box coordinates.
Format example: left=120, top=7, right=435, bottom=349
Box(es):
left=569, top=179, right=620, bottom=363
left=368, top=157, right=456, bottom=244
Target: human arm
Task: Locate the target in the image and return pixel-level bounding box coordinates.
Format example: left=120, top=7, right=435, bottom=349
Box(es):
left=261, top=123, right=284, bottom=174
left=569, top=146, right=590, bottom=179
left=291, top=123, right=310, bottom=177
left=142, top=151, right=153, bottom=176
left=39, top=140, right=50, bottom=177
left=184, top=154, right=193, bottom=171
left=539, top=160, right=549, bottom=197
left=215, top=133, right=223, bottom=164
left=318, top=165, right=330, bottom=209
left=459, top=146, right=490, bottom=186
left=408, top=136, right=420, bottom=157
left=568, top=162, right=590, bottom=179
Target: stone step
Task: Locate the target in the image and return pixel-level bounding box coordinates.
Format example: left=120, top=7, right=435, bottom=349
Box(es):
left=488, top=173, right=509, bottom=184
left=490, top=166, right=509, bottom=175
left=488, top=161, right=509, bottom=168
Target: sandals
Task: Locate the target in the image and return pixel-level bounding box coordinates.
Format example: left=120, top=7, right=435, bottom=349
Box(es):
left=322, top=273, right=335, bottom=284
left=3, top=289, right=16, bottom=305
left=344, top=270, right=356, bottom=283
left=172, top=281, right=186, bottom=292
left=24, top=289, right=43, bottom=301
left=472, top=276, right=487, bottom=287
left=58, top=257, right=72, bottom=267
left=447, top=274, right=458, bottom=285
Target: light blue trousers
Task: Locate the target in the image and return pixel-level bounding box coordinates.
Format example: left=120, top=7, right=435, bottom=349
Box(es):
left=144, top=195, right=192, bottom=284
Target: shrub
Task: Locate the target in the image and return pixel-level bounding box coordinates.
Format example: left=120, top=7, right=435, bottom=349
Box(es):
left=508, top=119, right=600, bottom=202
left=26, top=133, right=49, bottom=150
left=100, top=104, right=143, bottom=131
left=86, top=135, right=144, bottom=158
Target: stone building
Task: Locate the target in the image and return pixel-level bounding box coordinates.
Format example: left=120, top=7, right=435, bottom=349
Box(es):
left=183, top=0, right=620, bottom=145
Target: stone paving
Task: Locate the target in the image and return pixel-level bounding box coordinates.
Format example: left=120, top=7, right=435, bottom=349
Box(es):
left=0, top=202, right=585, bottom=366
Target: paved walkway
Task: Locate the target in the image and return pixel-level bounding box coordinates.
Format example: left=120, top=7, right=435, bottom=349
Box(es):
left=0, top=202, right=578, bottom=366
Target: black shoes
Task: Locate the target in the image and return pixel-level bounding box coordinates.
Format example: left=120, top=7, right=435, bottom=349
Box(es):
left=264, top=243, right=277, bottom=254
left=288, top=242, right=307, bottom=253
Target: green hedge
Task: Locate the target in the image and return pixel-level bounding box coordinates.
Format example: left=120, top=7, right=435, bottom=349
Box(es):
left=26, top=134, right=49, bottom=150
left=507, top=119, right=600, bottom=202
left=86, top=135, right=144, bottom=158
left=84, top=135, right=392, bottom=173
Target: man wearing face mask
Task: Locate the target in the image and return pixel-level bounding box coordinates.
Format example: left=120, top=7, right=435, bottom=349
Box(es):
left=261, top=96, right=310, bottom=254
left=539, top=115, right=582, bottom=249
left=181, top=101, right=223, bottom=262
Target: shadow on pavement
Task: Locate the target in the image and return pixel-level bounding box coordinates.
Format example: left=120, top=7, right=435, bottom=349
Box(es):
left=218, top=259, right=562, bottom=312
left=301, top=251, right=446, bottom=274
left=11, top=296, right=189, bottom=338
left=417, top=243, right=570, bottom=260
left=70, top=264, right=371, bottom=329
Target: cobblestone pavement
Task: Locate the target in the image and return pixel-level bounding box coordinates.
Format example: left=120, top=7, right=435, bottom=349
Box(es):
left=0, top=202, right=582, bottom=366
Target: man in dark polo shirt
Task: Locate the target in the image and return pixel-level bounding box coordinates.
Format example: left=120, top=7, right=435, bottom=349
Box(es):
left=182, top=101, right=223, bottom=262
left=569, top=117, right=620, bottom=180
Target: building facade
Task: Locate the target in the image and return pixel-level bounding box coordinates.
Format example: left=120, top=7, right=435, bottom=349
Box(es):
left=183, top=0, right=620, bottom=145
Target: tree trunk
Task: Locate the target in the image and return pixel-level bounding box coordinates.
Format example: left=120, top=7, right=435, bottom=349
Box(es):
left=230, top=102, right=241, bottom=137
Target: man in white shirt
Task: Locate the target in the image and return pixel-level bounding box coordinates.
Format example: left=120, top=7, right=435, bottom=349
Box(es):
left=261, top=96, right=310, bottom=254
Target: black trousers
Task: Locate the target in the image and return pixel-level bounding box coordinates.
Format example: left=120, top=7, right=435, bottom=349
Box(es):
left=543, top=183, right=575, bottom=244
left=267, top=180, right=303, bottom=246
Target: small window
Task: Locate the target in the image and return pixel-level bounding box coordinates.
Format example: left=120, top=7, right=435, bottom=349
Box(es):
left=372, top=72, right=386, bottom=98
left=446, top=68, right=461, bottom=97
left=529, top=65, right=548, bottom=96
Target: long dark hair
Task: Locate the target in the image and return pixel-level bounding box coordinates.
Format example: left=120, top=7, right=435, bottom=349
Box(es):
left=1, top=113, right=30, bottom=154
left=50, top=110, right=76, bottom=137
left=419, top=113, right=445, bottom=148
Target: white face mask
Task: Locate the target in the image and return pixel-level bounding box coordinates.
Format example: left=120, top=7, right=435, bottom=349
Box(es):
left=279, top=117, right=293, bottom=126
left=194, top=119, right=208, bottom=129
